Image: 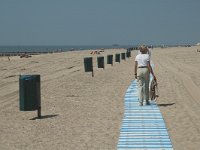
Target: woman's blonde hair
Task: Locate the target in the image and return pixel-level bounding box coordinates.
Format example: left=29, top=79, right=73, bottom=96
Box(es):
left=139, top=45, right=147, bottom=54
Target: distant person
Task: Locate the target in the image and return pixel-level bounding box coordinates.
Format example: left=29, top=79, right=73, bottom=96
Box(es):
left=147, top=46, right=153, bottom=58
left=134, top=45, right=156, bottom=106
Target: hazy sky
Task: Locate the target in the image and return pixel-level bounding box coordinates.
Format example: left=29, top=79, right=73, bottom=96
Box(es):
left=0, top=0, right=200, bottom=45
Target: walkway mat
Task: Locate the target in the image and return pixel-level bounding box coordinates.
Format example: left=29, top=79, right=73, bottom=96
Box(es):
left=117, top=80, right=173, bottom=150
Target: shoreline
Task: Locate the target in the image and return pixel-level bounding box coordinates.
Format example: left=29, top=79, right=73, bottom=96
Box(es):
left=0, top=44, right=196, bottom=57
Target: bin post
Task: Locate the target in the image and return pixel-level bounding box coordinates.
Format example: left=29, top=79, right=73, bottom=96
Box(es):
left=38, top=106, right=41, bottom=118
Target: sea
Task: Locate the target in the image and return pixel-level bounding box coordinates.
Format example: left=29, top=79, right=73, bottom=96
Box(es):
left=0, top=45, right=132, bottom=53
left=0, top=44, right=188, bottom=54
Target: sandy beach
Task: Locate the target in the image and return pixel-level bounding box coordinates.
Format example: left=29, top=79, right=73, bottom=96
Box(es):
left=0, top=47, right=200, bottom=150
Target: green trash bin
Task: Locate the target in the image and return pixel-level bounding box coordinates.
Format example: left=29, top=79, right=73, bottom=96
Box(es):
left=115, top=54, right=120, bottom=63
left=84, top=57, right=93, bottom=72
left=107, top=55, right=113, bottom=65
left=97, top=56, right=104, bottom=69
left=126, top=51, right=131, bottom=58
left=121, top=53, right=126, bottom=60
left=19, top=75, right=41, bottom=111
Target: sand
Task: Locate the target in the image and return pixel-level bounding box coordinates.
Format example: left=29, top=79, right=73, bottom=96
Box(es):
left=153, top=46, right=200, bottom=150
left=0, top=47, right=200, bottom=150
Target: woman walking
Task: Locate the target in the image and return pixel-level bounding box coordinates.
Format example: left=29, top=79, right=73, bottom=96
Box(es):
left=134, top=45, right=156, bottom=106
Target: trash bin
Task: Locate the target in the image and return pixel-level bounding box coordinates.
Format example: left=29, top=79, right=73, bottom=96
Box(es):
left=107, top=55, right=113, bottom=65
left=126, top=51, right=131, bottom=58
left=121, top=53, right=126, bottom=60
left=115, top=54, right=120, bottom=63
left=97, top=56, right=104, bottom=69
left=84, top=57, right=93, bottom=72
left=19, top=75, right=41, bottom=111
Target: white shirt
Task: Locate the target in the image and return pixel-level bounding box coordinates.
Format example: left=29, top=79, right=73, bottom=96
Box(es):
left=135, top=54, right=150, bottom=67
left=137, top=48, right=151, bottom=59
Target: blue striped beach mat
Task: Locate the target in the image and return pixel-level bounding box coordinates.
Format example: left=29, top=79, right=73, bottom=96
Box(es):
left=117, top=80, right=173, bottom=150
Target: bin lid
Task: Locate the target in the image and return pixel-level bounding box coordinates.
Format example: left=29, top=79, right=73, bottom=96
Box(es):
left=20, top=75, right=40, bottom=80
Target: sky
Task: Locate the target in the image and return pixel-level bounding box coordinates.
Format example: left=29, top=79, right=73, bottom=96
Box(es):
left=0, top=0, right=200, bottom=46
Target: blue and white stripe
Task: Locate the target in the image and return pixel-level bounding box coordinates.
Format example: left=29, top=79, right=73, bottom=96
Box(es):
left=117, top=80, right=173, bottom=150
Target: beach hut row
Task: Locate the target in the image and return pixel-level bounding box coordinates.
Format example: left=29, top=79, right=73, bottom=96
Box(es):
left=84, top=51, right=131, bottom=77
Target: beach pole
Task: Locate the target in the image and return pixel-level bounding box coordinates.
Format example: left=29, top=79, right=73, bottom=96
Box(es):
left=37, top=106, right=41, bottom=118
